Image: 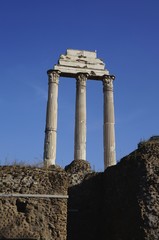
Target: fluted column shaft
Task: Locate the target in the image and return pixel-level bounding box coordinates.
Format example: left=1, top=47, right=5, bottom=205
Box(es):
left=44, top=70, right=60, bottom=167
left=103, top=75, right=116, bottom=169
left=74, top=73, right=87, bottom=160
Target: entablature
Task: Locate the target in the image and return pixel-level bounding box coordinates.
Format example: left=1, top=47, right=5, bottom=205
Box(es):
left=53, top=49, right=115, bottom=80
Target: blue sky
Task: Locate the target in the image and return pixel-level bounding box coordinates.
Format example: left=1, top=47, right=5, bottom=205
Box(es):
left=0, top=0, right=159, bottom=170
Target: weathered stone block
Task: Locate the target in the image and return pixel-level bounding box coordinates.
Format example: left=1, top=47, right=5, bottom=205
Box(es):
left=0, top=165, right=68, bottom=240
left=66, top=49, right=97, bottom=58
left=54, top=65, right=109, bottom=78
left=53, top=49, right=110, bottom=79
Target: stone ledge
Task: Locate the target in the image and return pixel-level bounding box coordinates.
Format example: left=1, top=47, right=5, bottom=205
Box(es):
left=54, top=65, right=109, bottom=79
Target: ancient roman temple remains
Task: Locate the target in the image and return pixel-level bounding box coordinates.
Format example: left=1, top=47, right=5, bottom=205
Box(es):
left=44, top=49, right=116, bottom=169
left=1, top=50, right=158, bottom=240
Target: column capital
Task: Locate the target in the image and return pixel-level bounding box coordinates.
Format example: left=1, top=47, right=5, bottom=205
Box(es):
left=76, top=73, right=89, bottom=87
left=103, top=75, right=115, bottom=92
left=47, top=70, right=60, bottom=84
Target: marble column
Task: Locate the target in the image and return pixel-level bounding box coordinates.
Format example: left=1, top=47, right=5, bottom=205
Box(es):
left=103, top=75, right=116, bottom=169
left=44, top=70, right=60, bottom=167
left=74, top=73, right=88, bottom=161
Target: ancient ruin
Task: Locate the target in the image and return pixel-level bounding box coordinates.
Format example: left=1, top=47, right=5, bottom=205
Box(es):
left=0, top=49, right=158, bottom=239
left=1, top=139, right=159, bottom=240
left=44, top=49, right=116, bottom=169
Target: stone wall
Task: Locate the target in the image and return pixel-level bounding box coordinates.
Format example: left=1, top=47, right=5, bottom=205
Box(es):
left=67, top=141, right=159, bottom=240
left=0, top=165, right=68, bottom=240
left=102, top=141, right=159, bottom=240
left=0, top=141, right=158, bottom=240
left=65, top=160, right=103, bottom=240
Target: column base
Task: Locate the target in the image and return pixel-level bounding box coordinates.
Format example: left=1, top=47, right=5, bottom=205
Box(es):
left=44, top=158, right=55, bottom=168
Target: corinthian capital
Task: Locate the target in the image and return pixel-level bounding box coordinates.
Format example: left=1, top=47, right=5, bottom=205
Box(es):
left=103, top=75, right=115, bottom=91
left=47, top=70, right=60, bottom=84
left=76, top=73, right=88, bottom=87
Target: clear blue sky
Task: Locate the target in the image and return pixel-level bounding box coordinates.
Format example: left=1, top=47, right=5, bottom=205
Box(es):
left=0, top=0, right=159, bottom=170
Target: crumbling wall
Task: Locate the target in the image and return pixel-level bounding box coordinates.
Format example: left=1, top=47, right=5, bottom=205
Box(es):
left=67, top=142, right=159, bottom=240
left=0, top=165, right=68, bottom=240
left=102, top=141, right=159, bottom=240
left=65, top=160, right=103, bottom=240
left=65, top=159, right=92, bottom=186
left=0, top=142, right=158, bottom=240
